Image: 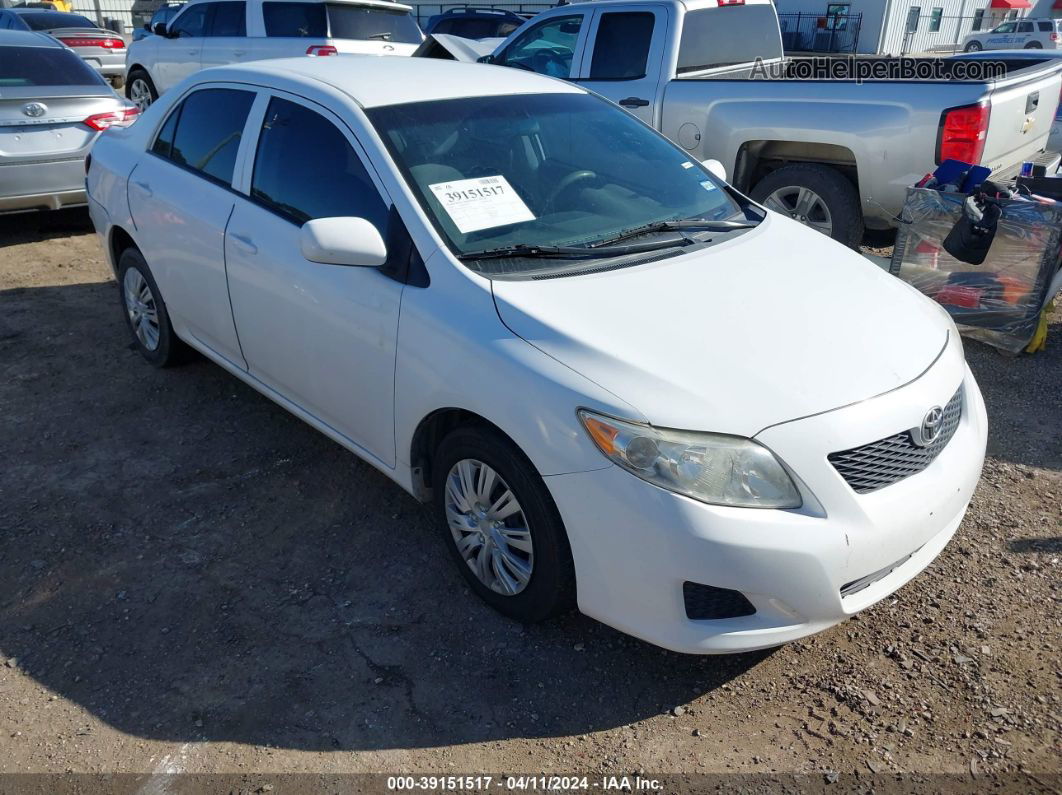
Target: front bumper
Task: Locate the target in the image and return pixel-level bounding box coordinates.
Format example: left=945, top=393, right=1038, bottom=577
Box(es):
left=546, top=358, right=987, bottom=654
left=0, top=158, right=87, bottom=213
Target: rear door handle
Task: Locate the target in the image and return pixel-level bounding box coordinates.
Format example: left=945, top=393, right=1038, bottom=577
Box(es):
left=233, top=49, right=247, bottom=56
left=132, top=180, right=152, bottom=198
left=230, top=233, right=257, bottom=255
left=619, top=97, right=650, bottom=108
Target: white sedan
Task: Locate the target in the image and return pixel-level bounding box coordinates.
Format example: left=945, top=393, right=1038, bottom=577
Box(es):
left=86, top=56, right=987, bottom=654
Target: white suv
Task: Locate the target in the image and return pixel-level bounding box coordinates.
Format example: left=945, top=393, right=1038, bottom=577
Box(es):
left=125, top=0, right=421, bottom=109
left=963, top=18, right=1062, bottom=52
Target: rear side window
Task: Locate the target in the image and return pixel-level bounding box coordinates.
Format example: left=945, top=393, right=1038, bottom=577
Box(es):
left=326, top=4, right=421, bottom=44
left=155, top=88, right=255, bottom=186
left=0, top=45, right=103, bottom=86
left=590, top=12, right=654, bottom=80
left=1018, top=21, right=1034, bottom=33
left=251, top=97, right=388, bottom=229
left=170, top=3, right=208, bottom=37
left=678, top=6, right=783, bottom=73
left=208, top=1, right=246, bottom=36
left=263, top=1, right=325, bottom=36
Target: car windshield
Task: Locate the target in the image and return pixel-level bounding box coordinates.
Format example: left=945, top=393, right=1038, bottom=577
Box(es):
left=18, top=11, right=97, bottom=29
left=368, top=93, right=744, bottom=275
left=326, top=3, right=421, bottom=43
left=0, top=45, right=104, bottom=86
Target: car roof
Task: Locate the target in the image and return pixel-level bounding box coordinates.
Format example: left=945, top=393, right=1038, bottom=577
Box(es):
left=0, top=27, right=64, bottom=47
left=203, top=56, right=584, bottom=108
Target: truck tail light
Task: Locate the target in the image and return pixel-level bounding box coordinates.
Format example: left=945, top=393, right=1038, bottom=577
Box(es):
left=306, top=45, right=338, bottom=56
left=83, top=107, right=140, bottom=131
left=59, top=36, right=125, bottom=48
left=937, top=102, right=990, bottom=165
left=717, top=0, right=745, bottom=4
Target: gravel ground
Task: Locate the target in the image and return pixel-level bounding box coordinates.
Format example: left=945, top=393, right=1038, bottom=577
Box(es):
left=0, top=209, right=1059, bottom=789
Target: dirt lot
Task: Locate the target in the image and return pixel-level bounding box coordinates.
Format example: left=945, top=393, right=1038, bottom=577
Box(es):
left=0, top=208, right=1059, bottom=790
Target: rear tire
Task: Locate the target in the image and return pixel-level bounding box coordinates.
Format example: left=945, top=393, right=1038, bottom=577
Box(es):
left=126, top=69, right=158, bottom=112
left=964, top=41, right=982, bottom=52
left=431, top=426, right=576, bottom=623
left=750, top=164, right=864, bottom=249
left=117, top=247, right=189, bottom=368
left=1024, top=41, right=1043, bottom=49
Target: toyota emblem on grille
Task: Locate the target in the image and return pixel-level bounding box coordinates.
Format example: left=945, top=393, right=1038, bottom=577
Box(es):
left=22, top=102, right=47, bottom=118
left=912, top=406, right=944, bottom=448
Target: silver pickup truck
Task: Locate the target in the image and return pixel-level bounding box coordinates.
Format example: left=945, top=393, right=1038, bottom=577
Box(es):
left=423, top=0, right=1062, bottom=246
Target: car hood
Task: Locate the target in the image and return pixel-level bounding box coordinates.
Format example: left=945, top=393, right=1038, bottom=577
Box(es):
left=490, top=214, right=950, bottom=437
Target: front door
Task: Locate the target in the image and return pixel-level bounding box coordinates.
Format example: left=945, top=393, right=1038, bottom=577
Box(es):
left=154, top=1, right=207, bottom=91
left=199, top=0, right=251, bottom=69
left=224, top=93, right=402, bottom=466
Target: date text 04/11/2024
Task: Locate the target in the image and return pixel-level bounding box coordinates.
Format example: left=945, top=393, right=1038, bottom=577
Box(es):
left=386, top=776, right=664, bottom=791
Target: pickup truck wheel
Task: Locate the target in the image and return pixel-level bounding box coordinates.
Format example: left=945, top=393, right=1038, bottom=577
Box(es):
left=964, top=41, right=982, bottom=52
left=127, top=70, right=157, bottom=112
left=751, top=165, right=864, bottom=248
left=432, top=427, right=576, bottom=623
left=117, top=248, right=189, bottom=367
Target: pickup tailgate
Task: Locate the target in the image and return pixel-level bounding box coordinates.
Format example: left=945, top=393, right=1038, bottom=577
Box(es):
left=981, top=62, right=1062, bottom=172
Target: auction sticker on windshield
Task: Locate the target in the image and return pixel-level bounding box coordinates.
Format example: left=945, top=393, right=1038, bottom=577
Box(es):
left=428, top=176, right=535, bottom=234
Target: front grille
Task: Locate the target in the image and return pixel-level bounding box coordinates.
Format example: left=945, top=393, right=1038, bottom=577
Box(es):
left=828, top=388, right=963, bottom=494
left=682, top=582, right=756, bottom=621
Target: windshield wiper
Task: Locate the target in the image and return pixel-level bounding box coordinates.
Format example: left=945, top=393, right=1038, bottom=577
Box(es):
left=587, top=219, right=756, bottom=248
left=458, top=237, right=696, bottom=262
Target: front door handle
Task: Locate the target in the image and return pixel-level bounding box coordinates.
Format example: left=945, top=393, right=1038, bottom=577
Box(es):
left=619, top=96, right=650, bottom=108
left=230, top=233, right=257, bottom=255
left=132, top=180, right=152, bottom=198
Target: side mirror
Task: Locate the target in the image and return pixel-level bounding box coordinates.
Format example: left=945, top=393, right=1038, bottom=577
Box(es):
left=300, top=217, right=387, bottom=267
left=701, top=159, right=727, bottom=182
left=152, top=21, right=168, bottom=35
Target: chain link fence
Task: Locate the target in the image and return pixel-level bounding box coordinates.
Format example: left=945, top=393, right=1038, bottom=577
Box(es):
left=887, top=13, right=1008, bottom=56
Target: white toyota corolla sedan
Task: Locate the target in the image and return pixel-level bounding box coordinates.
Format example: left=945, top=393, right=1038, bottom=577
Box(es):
left=86, top=56, right=988, bottom=654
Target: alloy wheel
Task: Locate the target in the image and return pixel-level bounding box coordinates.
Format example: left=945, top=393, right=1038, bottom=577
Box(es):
left=444, top=458, right=534, bottom=596
left=763, top=186, right=834, bottom=237
left=123, top=267, right=160, bottom=351
left=129, top=78, right=153, bottom=112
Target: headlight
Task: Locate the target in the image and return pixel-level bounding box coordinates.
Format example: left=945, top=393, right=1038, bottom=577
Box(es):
left=577, top=410, right=801, bottom=509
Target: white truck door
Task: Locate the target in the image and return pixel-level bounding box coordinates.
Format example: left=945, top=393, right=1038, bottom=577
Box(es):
left=490, top=11, right=592, bottom=80
left=200, top=0, right=251, bottom=68
left=575, top=5, right=668, bottom=126
left=154, top=2, right=208, bottom=91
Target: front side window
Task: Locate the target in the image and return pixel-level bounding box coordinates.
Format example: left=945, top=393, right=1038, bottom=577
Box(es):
left=589, top=12, right=654, bottom=80
left=0, top=45, right=103, bottom=86
left=263, top=1, right=325, bottom=36
left=251, top=97, right=388, bottom=229
left=368, top=93, right=742, bottom=276
left=496, top=15, right=583, bottom=78
left=153, top=88, right=254, bottom=186
left=993, top=22, right=1016, bottom=34
left=170, top=3, right=208, bottom=36
left=208, top=1, right=246, bottom=36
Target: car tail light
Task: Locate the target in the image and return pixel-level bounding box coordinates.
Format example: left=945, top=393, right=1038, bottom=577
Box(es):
left=306, top=45, right=338, bottom=56
left=83, top=107, right=140, bottom=131
left=59, top=36, right=125, bottom=48
left=937, top=102, right=990, bottom=164
left=1052, top=33, right=1060, bottom=42
left=717, top=0, right=745, bottom=5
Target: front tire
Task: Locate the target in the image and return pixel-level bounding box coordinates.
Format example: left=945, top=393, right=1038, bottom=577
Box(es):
left=964, top=41, right=982, bottom=52
left=126, top=69, right=158, bottom=111
left=750, top=164, right=864, bottom=248
left=431, top=427, right=576, bottom=623
left=117, top=247, right=188, bottom=367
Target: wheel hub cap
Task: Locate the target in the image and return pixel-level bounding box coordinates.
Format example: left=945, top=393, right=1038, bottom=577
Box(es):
left=444, top=459, right=533, bottom=596
left=123, top=267, right=161, bottom=351
left=763, top=186, right=834, bottom=238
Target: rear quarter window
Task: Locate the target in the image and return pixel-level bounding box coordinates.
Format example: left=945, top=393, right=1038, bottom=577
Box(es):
left=263, top=1, right=325, bottom=36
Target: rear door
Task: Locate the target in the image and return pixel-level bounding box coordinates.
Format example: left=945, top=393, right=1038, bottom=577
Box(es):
left=127, top=84, right=256, bottom=367
left=576, top=6, right=668, bottom=125
left=199, top=0, right=249, bottom=68
left=153, top=1, right=208, bottom=91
